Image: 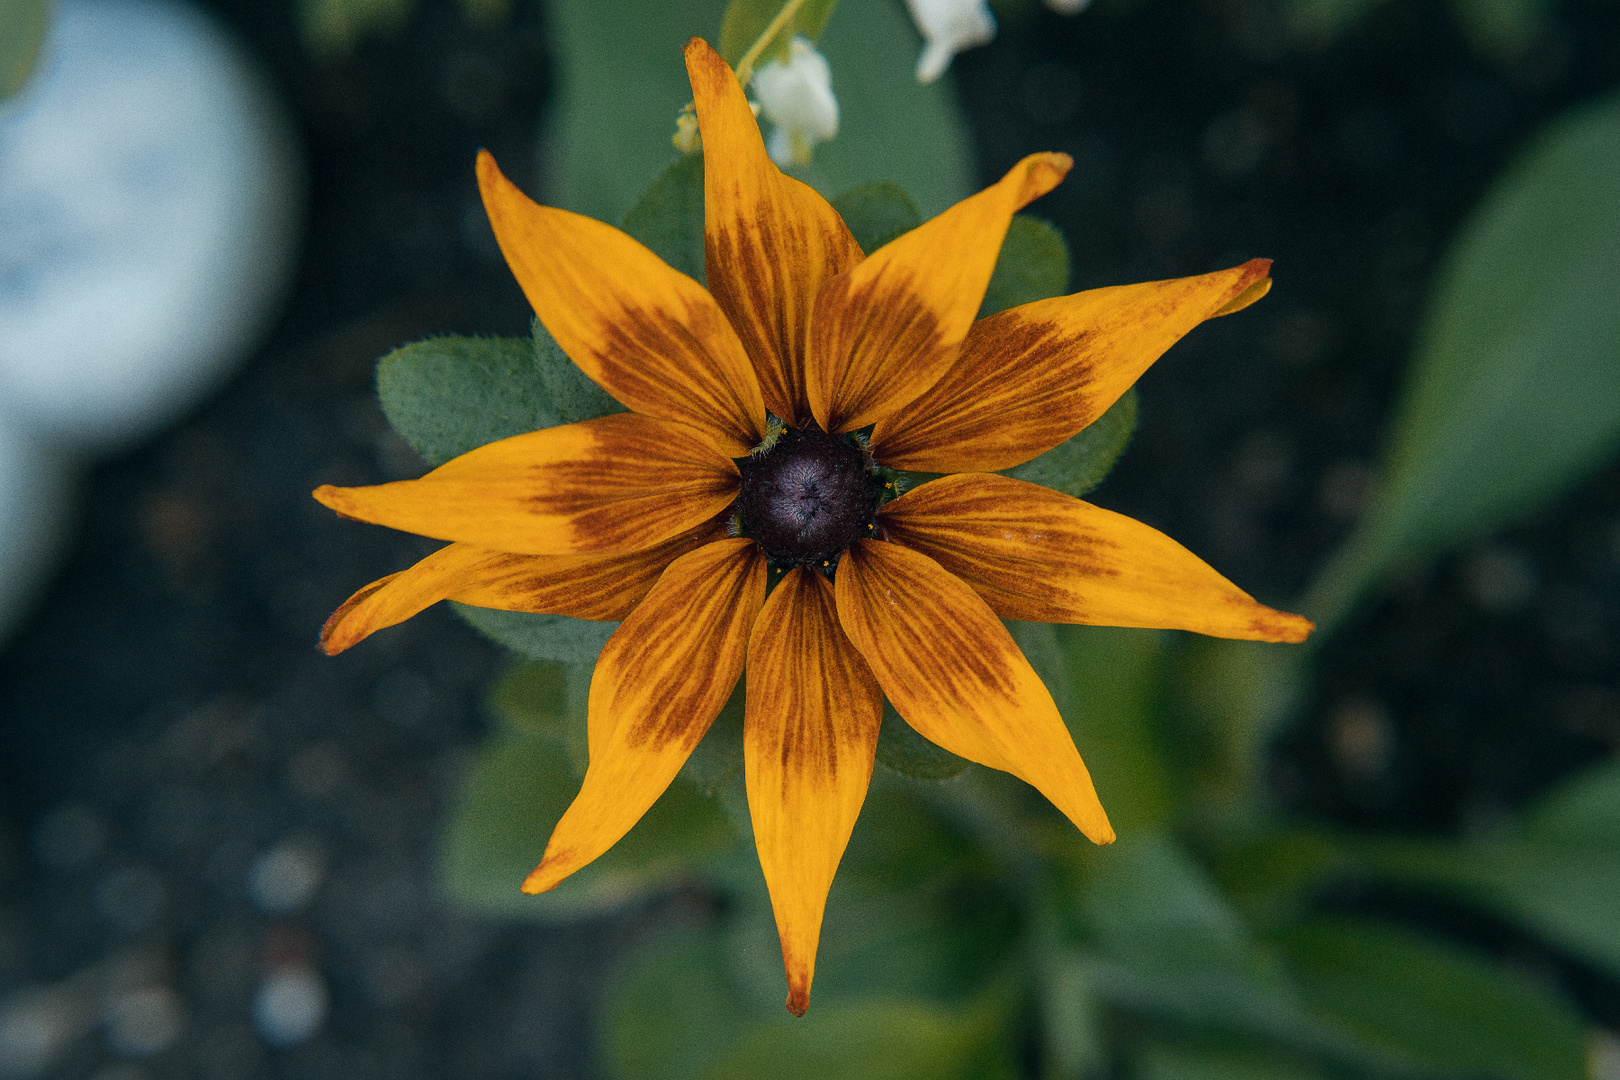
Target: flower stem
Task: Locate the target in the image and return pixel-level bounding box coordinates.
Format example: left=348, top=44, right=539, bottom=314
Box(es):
left=735, top=0, right=811, bottom=86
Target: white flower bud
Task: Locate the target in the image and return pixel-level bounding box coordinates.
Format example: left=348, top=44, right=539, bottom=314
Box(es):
left=903, top=0, right=996, bottom=84
left=752, top=36, right=838, bottom=169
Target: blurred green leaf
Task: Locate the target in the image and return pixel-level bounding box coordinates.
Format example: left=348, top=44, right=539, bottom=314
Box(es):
left=1, top=0, right=49, bottom=100
left=1054, top=625, right=1172, bottom=832
left=719, top=0, right=839, bottom=68
left=452, top=604, right=616, bottom=664
left=1074, top=832, right=1330, bottom=1051
left=1303, top=91, right=1620, bottom=635
left=622, top=153, right=708, bottom=284
left=876, top=703, right=971, bottom=780
left=831, top=182, right=922, bottom=255
left=1032, top=942, right=1109, bottom=1080
left=441, top=733, right=735, bottom=920
left=1357, top=757, right=1620, bottom=981
left=979, top=215, right=1071, bottom=318
left=603, top=927, right=757, bottom=1080
left=680, top=680, right=747, bottom=796
left=1277, top=916, right=1588, bottom=1080
left=699, top=998, right=1015, bottom=1080
left=546, top=0, right=970, bottom=226
left=1450, top=0, right=1544, bottom=61
left=1135, top=1044, right=1328, bottom=1080
left=488, top=660, right=590, bottom=773
left=297, top=0, right=411, bottom=55
left=1003, top=388, right=1138, bottom=500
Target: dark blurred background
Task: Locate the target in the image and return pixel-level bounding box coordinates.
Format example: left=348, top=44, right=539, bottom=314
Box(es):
left=1, top=0, right=1617, bottom=1076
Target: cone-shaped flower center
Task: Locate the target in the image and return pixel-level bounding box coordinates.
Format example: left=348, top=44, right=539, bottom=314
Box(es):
left=737, top=426, right=881, bottom=568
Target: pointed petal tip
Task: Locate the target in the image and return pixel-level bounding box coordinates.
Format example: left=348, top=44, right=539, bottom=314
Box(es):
left=521, top=861, right=560, bottom=895
left=1266, top=611, right=1315, bottom=644
left=786, top=993, right=808, bottom=1017
left=1209, top=259, right=1274, bottom=318
left=1015, top=151, right=1072, bottom=205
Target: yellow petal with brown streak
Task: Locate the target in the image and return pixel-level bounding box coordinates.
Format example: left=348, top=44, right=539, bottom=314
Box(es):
left=312, top=414, right=738, bottom=556
left=477, top=150, right=766, bottom=456
left=869, top=260, right=1273, bottom=472
left=524, top=539, right=765, bottom=893
left=881, top=474, right=1314, bottom=642
left=808, top=153, right=1072, bottom=434
left=834, top=540, right=1114, bottom=844
left=318, top=524, right=727, bottom=655
left=745, top=568, right=882, bottom=1016
left=686, top=39, right=864, bottom=427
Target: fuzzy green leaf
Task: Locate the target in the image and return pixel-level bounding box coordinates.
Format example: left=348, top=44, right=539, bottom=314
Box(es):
left=621, top=153, right=707, bottom=284
left=452, top=605, right=616, bottom=665
left=440, top=733, right=734, bottom=921
left=1278, top=916, right=1588, bottom=1080
left=376, top=336, right=553, bottom=467
left=719, top=0, right=840, bottom=67
left=831, top=181, right=922, bottom=255
left=531, top=318, right=626, bottom=425
left=980, top=215, right=1071, bottom=318
left=1303, top=91, right=1620, bottom=634
left=1003, top=388, right=1138, bottom=499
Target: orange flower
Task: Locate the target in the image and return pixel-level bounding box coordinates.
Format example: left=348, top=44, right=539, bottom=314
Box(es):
left=313, top=38, right=1311, bottom=1017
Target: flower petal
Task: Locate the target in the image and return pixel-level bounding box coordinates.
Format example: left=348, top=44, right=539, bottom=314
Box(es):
left=869, top=260, right=1273, bottom=472
left=477, top=150, right=767, bottom=456
left=318, top=525, right=727, bottom=655
left=686, top=38, right=864, bottom=427
left=881, top=474, right=1314, bottom=642
left=834, top=539, right=1113, bottom=844
left=313, top=414, right=738, bottom=556
left=808, top=152, right=1072, bottom=434
left=524, top=539, right=765, bottom=892
left=745, top=568, right=882, bottom=1016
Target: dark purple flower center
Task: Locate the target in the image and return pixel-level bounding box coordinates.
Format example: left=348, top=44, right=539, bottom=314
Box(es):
left=735, top=426, right=882, bottom=568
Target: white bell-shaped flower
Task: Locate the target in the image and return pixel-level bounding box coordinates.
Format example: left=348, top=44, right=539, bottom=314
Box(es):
left=752, top=36, right=838, bottom=169
left=903, top=0, right=996, bottom=84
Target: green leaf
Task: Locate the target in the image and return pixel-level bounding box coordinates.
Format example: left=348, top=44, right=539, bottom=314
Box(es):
left=1002, top=388, right=1138, bottom=499
left=488, top=660, right=590, bottom=773
left=875, top=703, right=970, bottom=781
left=602, top=927, right=757, bottom=1080
left=1135, top=1044, right=1327, bottom=1080
left=376, top=336, right=549, bottom=467
left=451, top=604, right=616, bottom=664
left=1073, top=832, right=1328, bottom=1051
left=545, top=0, right=970, bottom=226
left=1053, top=624, right=1173, bottom=832
left=1, top=0, right=49, bottom=101
left=1277, top=916, right=1588, bottom=1080
left=831, top=182, right=922, bottom=255
left=1302, top=91, right=1620, bottom=634
left=440, top=733, right=735, bottom=921
left=621, top=152, right=707, bottom=284
left=1357, top=758, right=1620, bottom=980
left=531, top=318, right=626, bottom=425
left=719, top=0, right=839, bottom=68
left=680, top=679, right=747, bottom=796
left=697, top=999, right=1015, bottom=1080
left=979, top=215, right=1071, bottom=318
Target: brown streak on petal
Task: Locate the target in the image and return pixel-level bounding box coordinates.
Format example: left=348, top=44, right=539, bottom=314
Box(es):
left=870, top=260, right=1276, bottom=473
left=881, top=474, right=1312, bottom=642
